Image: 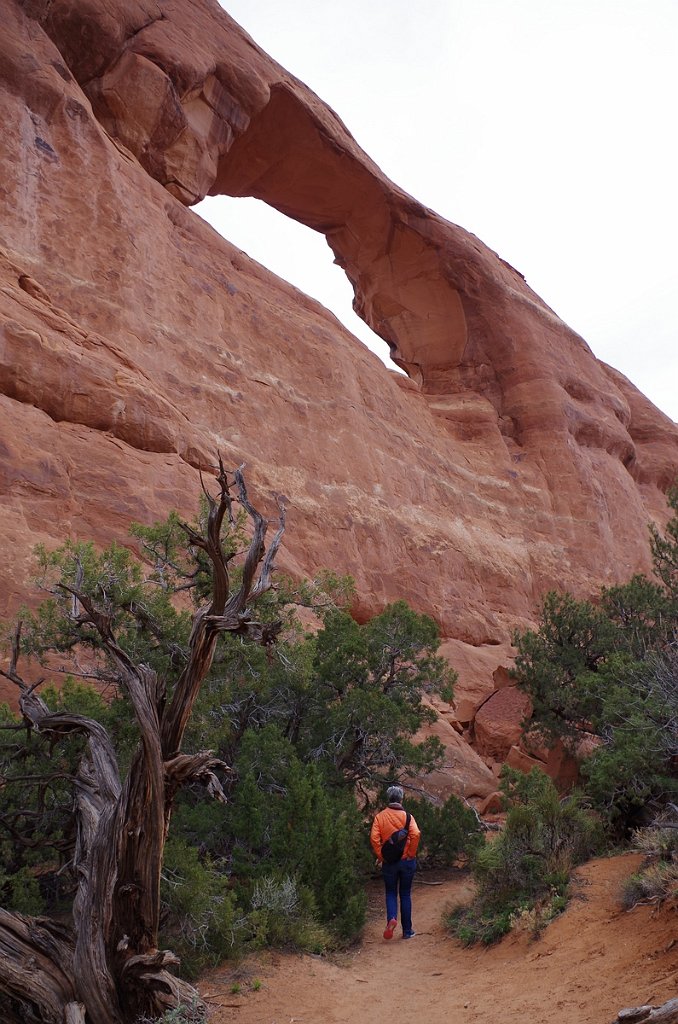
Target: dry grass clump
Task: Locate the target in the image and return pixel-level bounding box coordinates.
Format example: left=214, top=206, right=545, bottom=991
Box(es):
left=621, top=827, right=678, bottom=910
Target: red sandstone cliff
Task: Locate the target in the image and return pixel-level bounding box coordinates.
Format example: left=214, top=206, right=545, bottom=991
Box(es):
left=2, top=0, right=677, bottom=792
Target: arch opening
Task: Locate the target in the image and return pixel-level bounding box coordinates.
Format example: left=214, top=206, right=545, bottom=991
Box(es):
left=196, top=195, right=405, bottom=375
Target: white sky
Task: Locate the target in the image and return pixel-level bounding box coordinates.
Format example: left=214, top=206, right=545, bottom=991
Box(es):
left=198, top=0, right=678, bottom=422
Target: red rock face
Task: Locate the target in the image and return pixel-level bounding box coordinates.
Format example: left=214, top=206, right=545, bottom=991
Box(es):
left=474, top=687, right=533, bottom=763
left=2, top=0, right=677, bottom=788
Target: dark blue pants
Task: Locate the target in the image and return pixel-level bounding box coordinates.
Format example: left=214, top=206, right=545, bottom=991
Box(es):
left=381, top=858, right=416, bottom=934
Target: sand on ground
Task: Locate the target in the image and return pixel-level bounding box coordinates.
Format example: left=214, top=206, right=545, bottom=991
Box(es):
left=200, top=853, right=677, bottom=1024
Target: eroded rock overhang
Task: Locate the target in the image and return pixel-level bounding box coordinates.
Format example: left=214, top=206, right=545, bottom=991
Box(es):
left=21, top=0, right=678, bottom=483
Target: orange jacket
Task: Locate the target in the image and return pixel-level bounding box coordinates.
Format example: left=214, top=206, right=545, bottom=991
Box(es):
left=370, top=804, right=420, bottom=863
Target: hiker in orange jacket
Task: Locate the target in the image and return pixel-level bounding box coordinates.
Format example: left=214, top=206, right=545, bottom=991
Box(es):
left=370, top=784, right=420, bottom=940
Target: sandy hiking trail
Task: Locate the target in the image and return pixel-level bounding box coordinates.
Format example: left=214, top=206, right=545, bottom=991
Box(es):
left=200, top=853, right=677, bottom=1024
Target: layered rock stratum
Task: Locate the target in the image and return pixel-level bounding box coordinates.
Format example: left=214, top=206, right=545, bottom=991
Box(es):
left=2, top=0, right=677, bottom=791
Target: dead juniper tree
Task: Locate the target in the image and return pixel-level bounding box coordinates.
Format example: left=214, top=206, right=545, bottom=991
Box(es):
left=0, top=460, right=285, bottom=1024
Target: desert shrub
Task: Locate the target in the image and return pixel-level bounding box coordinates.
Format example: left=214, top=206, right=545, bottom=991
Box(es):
left=0, top=867, right=44, bottom=916
left=621, top=861, right=678, bottom=909
left=511, top=590, right=618, bottom=749
left=136, top=999, right=206, bottom=1024
left=162, top=760, right=359, bottom=976
left=447, top=899, right=518, bottom=946
left=0, top=682, right=115, bottom=917
left=513, top=605, right=678, bottom=833
left=189, top=599, right=454, bottom=794
left=224, top=725, right=369, bottom=941
left=507, top=886, right=569, bottom=939
left=447, top=769, right=603, bottom=945
left=162, top=726, right=367, bottom=973
left=406, top=794, right=483, bottom=867
left=247, top=874, right=331, bottom=952
left=285, top=600, right=454, bottom=788
left=581, top=677, right=678, bottom=831
left=476, top=770, right=602, bottom=900
left=619, top=825, right=678, bottom=910
left=171, top=592, right=456, bottom=959
left=511, top=486, right=678, bottom=835
left=631, top=826, right=678, bottom=860
left=498, top=760, right=554, bottom=808
left=160, top=838, right=245, bottom=979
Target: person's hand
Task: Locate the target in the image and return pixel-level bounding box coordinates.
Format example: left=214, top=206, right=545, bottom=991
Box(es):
left=375, top=858, right=382, bottom=870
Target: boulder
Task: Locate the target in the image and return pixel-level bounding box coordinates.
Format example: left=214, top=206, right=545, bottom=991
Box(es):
left=473, top=685, right=532, bottom=761
left=415, top=719, right=498, bottom=802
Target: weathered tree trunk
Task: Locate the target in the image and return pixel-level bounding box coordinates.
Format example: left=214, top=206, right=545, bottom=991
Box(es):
left=0, top=463, right=285, bottom=1023
left=612, top=1000, right=678, bottom=1024
left=0, top=910, right=80, bottom=1023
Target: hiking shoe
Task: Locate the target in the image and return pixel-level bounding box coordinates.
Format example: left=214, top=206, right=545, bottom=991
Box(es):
left=403, top=931, right=416, bottom=939
left=383, top=918, right=397, bottom=940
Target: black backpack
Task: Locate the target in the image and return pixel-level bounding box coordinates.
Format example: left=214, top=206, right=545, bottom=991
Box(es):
left=381, top=812, right=411, bottom=864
